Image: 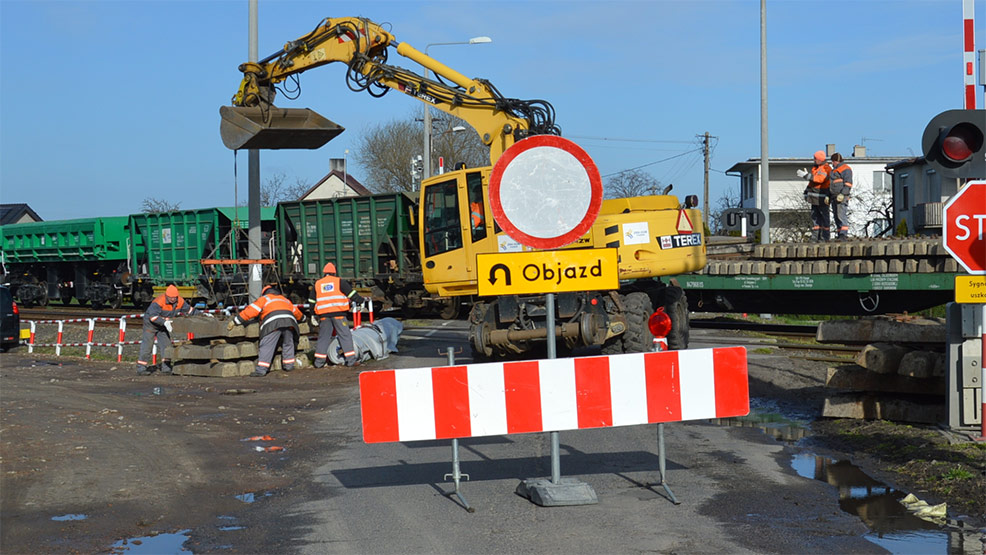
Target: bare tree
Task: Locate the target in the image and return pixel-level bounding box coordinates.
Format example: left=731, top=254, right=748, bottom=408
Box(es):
left=848, top=189, right=894, bottom=237
left=259, top=172, right=312, bottom=205
left=605, top=169, right=661, bottom=199
left=353, top=111, right=488, bottom=193
left=140, top=197, right=182, bottom=213
left=707, top=188, right=740, bottom=235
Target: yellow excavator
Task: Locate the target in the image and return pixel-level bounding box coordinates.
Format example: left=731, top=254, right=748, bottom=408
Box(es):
left=221, top=16, right=706, bottom=358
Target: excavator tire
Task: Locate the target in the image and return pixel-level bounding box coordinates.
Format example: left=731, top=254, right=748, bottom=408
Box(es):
left=601, top=292, right=653, bottom=355
left=662, top=286, right=690, bottom=350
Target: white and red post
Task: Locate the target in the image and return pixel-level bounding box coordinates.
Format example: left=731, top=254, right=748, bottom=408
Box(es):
left=963, top=0, right=977, bottom=109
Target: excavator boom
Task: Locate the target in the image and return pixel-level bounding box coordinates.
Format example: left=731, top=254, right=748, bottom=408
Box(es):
left=220, top=16, right=556, bottom=158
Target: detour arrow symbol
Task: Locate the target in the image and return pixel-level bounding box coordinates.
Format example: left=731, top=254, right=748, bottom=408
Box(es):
left=488, top=263, right=511, bottom=286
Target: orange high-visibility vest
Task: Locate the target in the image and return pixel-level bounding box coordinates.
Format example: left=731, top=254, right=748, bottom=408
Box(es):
left=314, top=275, right=350, bottom=316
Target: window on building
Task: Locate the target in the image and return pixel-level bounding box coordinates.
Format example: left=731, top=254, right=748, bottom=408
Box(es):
left=872, top=171, right=890, bottom=193
left=925, top=169, right=941, bottom=202
left=899, top=173, right=909, bottom=211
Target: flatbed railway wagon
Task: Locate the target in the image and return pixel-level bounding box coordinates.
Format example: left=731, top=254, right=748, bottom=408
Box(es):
left=667, top=237, right=962, bottom=316
left=128, top=207, right=277, bottom=308
left=0, top=216, right=139, bottom=308
left=276, top=193, right=462, bottom=318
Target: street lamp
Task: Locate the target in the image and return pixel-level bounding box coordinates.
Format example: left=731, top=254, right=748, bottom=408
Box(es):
left=423, top=36, right=492, bottom=180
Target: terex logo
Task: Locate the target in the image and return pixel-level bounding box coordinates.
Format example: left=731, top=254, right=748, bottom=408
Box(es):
left=659, top=233, right=702, bottom=249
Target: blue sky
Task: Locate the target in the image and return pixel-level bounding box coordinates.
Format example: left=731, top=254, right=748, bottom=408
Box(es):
left=0, top=0, right=980, bottom=221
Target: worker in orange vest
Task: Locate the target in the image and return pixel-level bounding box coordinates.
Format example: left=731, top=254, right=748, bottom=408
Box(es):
left=798, top=150, right=832, bottom=241
left=310, top=262, right=365, bottom=367
left=137, top=284, right=199, bottom=376
left=228, top=284, right=303, bottom=377
left=829, top=152, right=853, bottom=240
left=470, top=201, right=484, bottom=232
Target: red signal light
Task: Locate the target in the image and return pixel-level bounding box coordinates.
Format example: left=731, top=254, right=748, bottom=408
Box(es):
left=648, top=307, right=672, bottom=338
left=12, top=302, right=18, bottom=315
left=942, top=123, right=982, bottom=162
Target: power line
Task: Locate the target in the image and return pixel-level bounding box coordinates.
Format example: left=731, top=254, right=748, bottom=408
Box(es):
left=569, top=134, right=695, bottom=145
left=601, top=147, right=704, bottom=178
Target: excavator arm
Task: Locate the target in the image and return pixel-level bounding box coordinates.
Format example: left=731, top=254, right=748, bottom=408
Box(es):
left=221, top=16, right=558, bottom=160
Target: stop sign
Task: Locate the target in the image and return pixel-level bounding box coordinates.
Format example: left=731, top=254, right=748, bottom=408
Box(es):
left=943, top=180, right=986, bottom=274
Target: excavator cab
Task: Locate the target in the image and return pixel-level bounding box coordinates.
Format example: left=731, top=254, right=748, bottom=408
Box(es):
left=219, top=105, right=344, bottom=150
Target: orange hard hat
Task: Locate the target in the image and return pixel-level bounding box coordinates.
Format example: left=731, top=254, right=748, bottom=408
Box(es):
left=261, top=285, right=272, bottom=295
left=813, top=150, right=826, bottom=163
left=165, top=285, right=179, bottom=297
left=323, top=262, right=337, bottom=274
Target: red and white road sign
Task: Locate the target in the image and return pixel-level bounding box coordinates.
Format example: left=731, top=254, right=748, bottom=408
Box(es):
left=943, top=180, right=986, bottom=274
left=488, top=135, right=603, bottom=250
left=359, top=347, right=749, bottom=443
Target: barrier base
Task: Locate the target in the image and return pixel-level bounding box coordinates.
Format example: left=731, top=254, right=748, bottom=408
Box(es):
left=515, top=477, right=598, bottom=506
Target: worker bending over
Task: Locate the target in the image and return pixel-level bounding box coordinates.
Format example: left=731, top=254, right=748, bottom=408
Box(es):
left=137, top=285, right=199, bottom=376
left=228, top=284, right=303, bottom=377
left=310, top=262, right=365, bottom=367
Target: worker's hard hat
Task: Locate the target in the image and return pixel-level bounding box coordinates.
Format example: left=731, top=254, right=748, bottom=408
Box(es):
left=323, top=262, right=337, bottom=274
left=261, top=285, right=273, bottom=295
left=165, top=285, right=179, bottom=297
left=813, top=150, right=826, bottom=163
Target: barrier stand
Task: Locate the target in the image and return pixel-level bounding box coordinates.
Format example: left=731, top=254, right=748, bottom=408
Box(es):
left=55, top=321, right=64, bottom=356
left=516, top=292, right=599, bottom=506
left=441, top=346, right=474, bottom=513
left=352, top=300, right=375, bottom=329
left=85, top=319, right=95, bottom=360
left=652, top=336, right=680, bottom=505
left=28, top=321, right=36, bottom=353
left=117, top=318, right=127, bottom=363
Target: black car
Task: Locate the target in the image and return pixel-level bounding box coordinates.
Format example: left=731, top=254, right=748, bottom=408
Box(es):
left=1, top=285, right=20, bottom=351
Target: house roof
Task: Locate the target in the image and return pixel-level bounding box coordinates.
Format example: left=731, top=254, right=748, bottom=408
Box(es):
left=300, top=169, right=372, bottom=199
left=725, top=156, right=909, bottom=174
left=0, top=204, right=42, bottom=225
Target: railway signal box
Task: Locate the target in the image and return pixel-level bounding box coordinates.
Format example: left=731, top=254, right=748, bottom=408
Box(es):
left=922, top=109, right=985, bottom=179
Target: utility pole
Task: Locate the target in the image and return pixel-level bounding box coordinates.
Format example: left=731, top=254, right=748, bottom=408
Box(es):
left=759, top=0, right=771, bottom=244
left=702, top=131, right=710, bottom=233
left=247, top=0, right=261, bottom=301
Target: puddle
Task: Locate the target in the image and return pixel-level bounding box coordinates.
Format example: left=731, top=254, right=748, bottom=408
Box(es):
left=51, top=513, right=87, bottom=521
left=709, top=399, right=810, bottom=443
left=218, top=525, right=244, bottom=531
left=714, top=404, right=985, bottom=553
left=792, top=453, right=985, bottom=553
left=234, top=491, right=273, bottom=504
left=109, top=529, right=191, bottom=554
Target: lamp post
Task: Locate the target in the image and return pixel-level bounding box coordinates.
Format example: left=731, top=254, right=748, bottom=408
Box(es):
left=423, top=36, right=492, bottom=180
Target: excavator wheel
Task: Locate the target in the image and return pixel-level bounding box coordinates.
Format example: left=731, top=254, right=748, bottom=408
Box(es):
left=661, top=286, right=690, bottom=350
left=601, top=292, right=653, bottom=355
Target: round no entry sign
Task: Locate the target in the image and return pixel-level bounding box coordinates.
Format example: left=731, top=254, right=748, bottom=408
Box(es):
left=488, top=135, right=603, bottom=250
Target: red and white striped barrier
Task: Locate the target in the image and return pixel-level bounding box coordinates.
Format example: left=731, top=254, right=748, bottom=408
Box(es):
left=359, top=347, right=749, bottom=443
left=353, top=299, right=375, bottom=328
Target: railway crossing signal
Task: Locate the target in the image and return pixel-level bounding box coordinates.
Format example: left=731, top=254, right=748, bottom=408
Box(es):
left=922, top=109, right=985, bottom=179
left=943, top=180, right=986, bottom=274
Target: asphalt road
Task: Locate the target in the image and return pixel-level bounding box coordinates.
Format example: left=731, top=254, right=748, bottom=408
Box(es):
left=1, top=319, right=887, bottom=553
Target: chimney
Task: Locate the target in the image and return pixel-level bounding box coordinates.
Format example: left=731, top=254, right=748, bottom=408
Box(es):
left=330, top=158, right=346, bottom=175
left=852, top=145, right=866, bottom=158
left=825, top=144, right=836, bottom=156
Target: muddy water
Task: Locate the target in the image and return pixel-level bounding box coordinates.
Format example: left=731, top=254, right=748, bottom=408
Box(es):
left=715, top=402, right=986, bottom=554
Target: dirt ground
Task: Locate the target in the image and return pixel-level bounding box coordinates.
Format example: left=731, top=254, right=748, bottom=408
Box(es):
left=0, top=352, right=353, bottom=554
left=2, top=332, right=985, bottom=553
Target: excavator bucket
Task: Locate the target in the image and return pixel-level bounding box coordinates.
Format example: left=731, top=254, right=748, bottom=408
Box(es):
left=219, top=105, right=344, bottom=150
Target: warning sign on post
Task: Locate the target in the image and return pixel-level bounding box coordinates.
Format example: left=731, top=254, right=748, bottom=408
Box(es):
left=477, top=249, right=618, bottom=296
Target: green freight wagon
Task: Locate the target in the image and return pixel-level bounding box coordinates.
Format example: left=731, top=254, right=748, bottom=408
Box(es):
left=0, top=216, right=138, bottom=307
left=276, top=193, right=461, bottom=317
left=128, top=207, right=276, bottom=307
